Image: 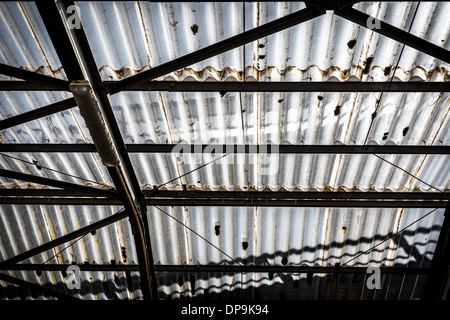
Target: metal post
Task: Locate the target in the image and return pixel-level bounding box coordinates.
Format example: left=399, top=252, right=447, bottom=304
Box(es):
left=422, top=203, right=450, bottom=300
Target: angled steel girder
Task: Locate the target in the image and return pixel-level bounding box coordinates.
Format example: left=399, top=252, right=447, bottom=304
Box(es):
left=104, top=81, right=450, bottom=93
left=0, top=272, right=79, bottom=300
left=0, top=209, right=128, bottom=267
left=107, top=7, right=325, bottom=94
left=0, top=144, right=449, bottom=154
left=35, top=0, right=156, bottom=300
left=0, top=98, right=77, bottom=131
left=422, top=203, right=450, bottom=300
left=0, top=168, right=118, bottom=198
left=0, top=80, right=70, bottom=91
left=334, top=7, right=450, bottom=65
left=0, top=63, right=70, bottom=91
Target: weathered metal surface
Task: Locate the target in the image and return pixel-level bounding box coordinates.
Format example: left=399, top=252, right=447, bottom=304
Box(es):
left=0, top=1, right=448, bottom=300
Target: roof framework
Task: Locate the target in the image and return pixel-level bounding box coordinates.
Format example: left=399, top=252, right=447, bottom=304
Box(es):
left=0, top=0, right=449, bottom=300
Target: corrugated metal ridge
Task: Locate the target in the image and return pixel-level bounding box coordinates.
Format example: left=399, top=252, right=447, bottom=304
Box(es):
left=143, top=184, right=450, bottom=193
left=2, top=182, right=449, bottom=193
left=1, top=182, right=449, bottom=193
left=98, top=65, right=450, bottom=82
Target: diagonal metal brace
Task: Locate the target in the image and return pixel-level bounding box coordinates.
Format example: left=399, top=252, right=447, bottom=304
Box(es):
left=335, top=7, right=450, bottom=64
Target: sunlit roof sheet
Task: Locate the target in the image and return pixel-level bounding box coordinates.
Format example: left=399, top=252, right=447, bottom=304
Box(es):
left=0, top=1, right=448, bottom=300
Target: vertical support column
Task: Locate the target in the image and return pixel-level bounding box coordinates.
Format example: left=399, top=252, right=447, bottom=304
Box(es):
left=422, top=204, right=450, bottom=300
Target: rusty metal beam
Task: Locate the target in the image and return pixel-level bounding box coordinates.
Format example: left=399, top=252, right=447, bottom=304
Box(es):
left=0, top=63, right=70, bottom=91
left=0, top=80, right=70, bottom=91
left=1, top=189, right=447, bottom=200
left=104, top=80, right=450, bottom=93
left=0, top=168, right=118, bottom=198
left=145, top=190, right=450, bottom=201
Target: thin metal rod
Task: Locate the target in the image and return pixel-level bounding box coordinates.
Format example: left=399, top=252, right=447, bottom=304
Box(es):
left=0, top=272, right=79, bottom=300
left=0, top=98, right=77, bottom=131
left=108, top=7, right=325, bottom=94
left=103, top=81, right=450, bottom=93
left=0, top=209, right=128, bottom=266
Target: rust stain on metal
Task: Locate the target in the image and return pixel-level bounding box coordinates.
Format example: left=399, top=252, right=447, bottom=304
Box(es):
left=320, top=207, right=332, bottom=267
left=386, top=208, right=404, bottom=266
left=253, top=206, right=258, bottom=262
left=406, top=93, right=448, bottom=190
left=18, top=3, right=61, bottom=79
left=136, top=2, right=153, bottom=68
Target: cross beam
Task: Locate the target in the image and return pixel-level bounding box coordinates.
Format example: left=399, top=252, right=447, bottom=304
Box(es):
left=0, top=63, right=70, bottom=91
left=0, top=98, right=77, bottom=131
left=0, top=168, right=118, bottom=198
left=0, top=263, right=433, bottom=275
left=104, top=81, right=450, bottom=93
left=0, top=144, right=449, bottom=154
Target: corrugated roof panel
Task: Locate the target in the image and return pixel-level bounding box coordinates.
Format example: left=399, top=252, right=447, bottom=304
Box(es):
left=0, top=2, right=63, bottom=77
left=80, top=1, right=247, bottom=76
left=146, top=206, right=445, bottom=299
left=0, top=1, right=449, bottom=300
left=106, top=85, right=450, bottom=191
left=0, top=204, right=142, bottom=300
left=86, top=1, right=450, bottom=82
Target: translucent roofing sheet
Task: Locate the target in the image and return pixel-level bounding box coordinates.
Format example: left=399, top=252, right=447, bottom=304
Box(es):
left=0, top=1, right=448, bottom=300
